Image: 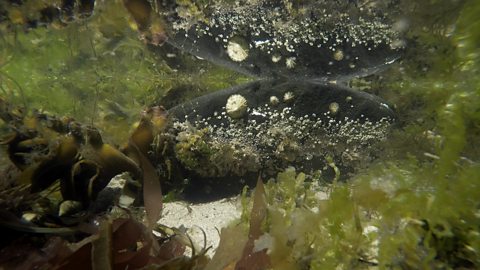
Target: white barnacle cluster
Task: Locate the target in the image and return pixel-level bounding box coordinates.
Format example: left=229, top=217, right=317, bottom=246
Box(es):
left=173, top=100, right=393, bottom=177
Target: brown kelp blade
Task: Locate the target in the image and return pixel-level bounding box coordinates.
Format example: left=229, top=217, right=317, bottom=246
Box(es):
left=125, top=106, right=166, bottom=228
left=235, top=177, right=271, bottom=270
left=127, top=127, right=163, bottom=230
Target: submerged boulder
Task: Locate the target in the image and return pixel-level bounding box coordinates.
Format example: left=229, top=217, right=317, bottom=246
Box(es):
left=165, top=80, right=396, bottom=201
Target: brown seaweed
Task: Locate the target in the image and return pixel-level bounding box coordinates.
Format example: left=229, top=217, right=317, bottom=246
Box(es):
left=235, top=178, right=271, bottom=270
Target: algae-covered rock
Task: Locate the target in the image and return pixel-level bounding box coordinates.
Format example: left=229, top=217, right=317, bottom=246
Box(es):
left=165, top=80, right=395, bottom=200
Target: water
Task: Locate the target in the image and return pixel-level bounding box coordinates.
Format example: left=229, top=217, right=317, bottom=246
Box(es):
left=0, top=0, right=479, bottom=268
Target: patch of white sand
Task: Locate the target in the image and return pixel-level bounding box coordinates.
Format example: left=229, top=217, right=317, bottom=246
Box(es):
left=159, top=197, right=241, bottom=256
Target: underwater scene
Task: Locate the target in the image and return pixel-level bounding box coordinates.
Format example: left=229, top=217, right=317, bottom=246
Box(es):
left=0, top=0, right=479, bottom=269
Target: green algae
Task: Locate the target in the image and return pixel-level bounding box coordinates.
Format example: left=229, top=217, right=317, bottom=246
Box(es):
left=0, top=0, right=247, bottom=144
left=229, top=161, right=480, bottom=268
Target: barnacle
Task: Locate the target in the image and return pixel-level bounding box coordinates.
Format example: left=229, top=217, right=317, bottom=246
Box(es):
left=225, top=94, right=248, bottom=119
